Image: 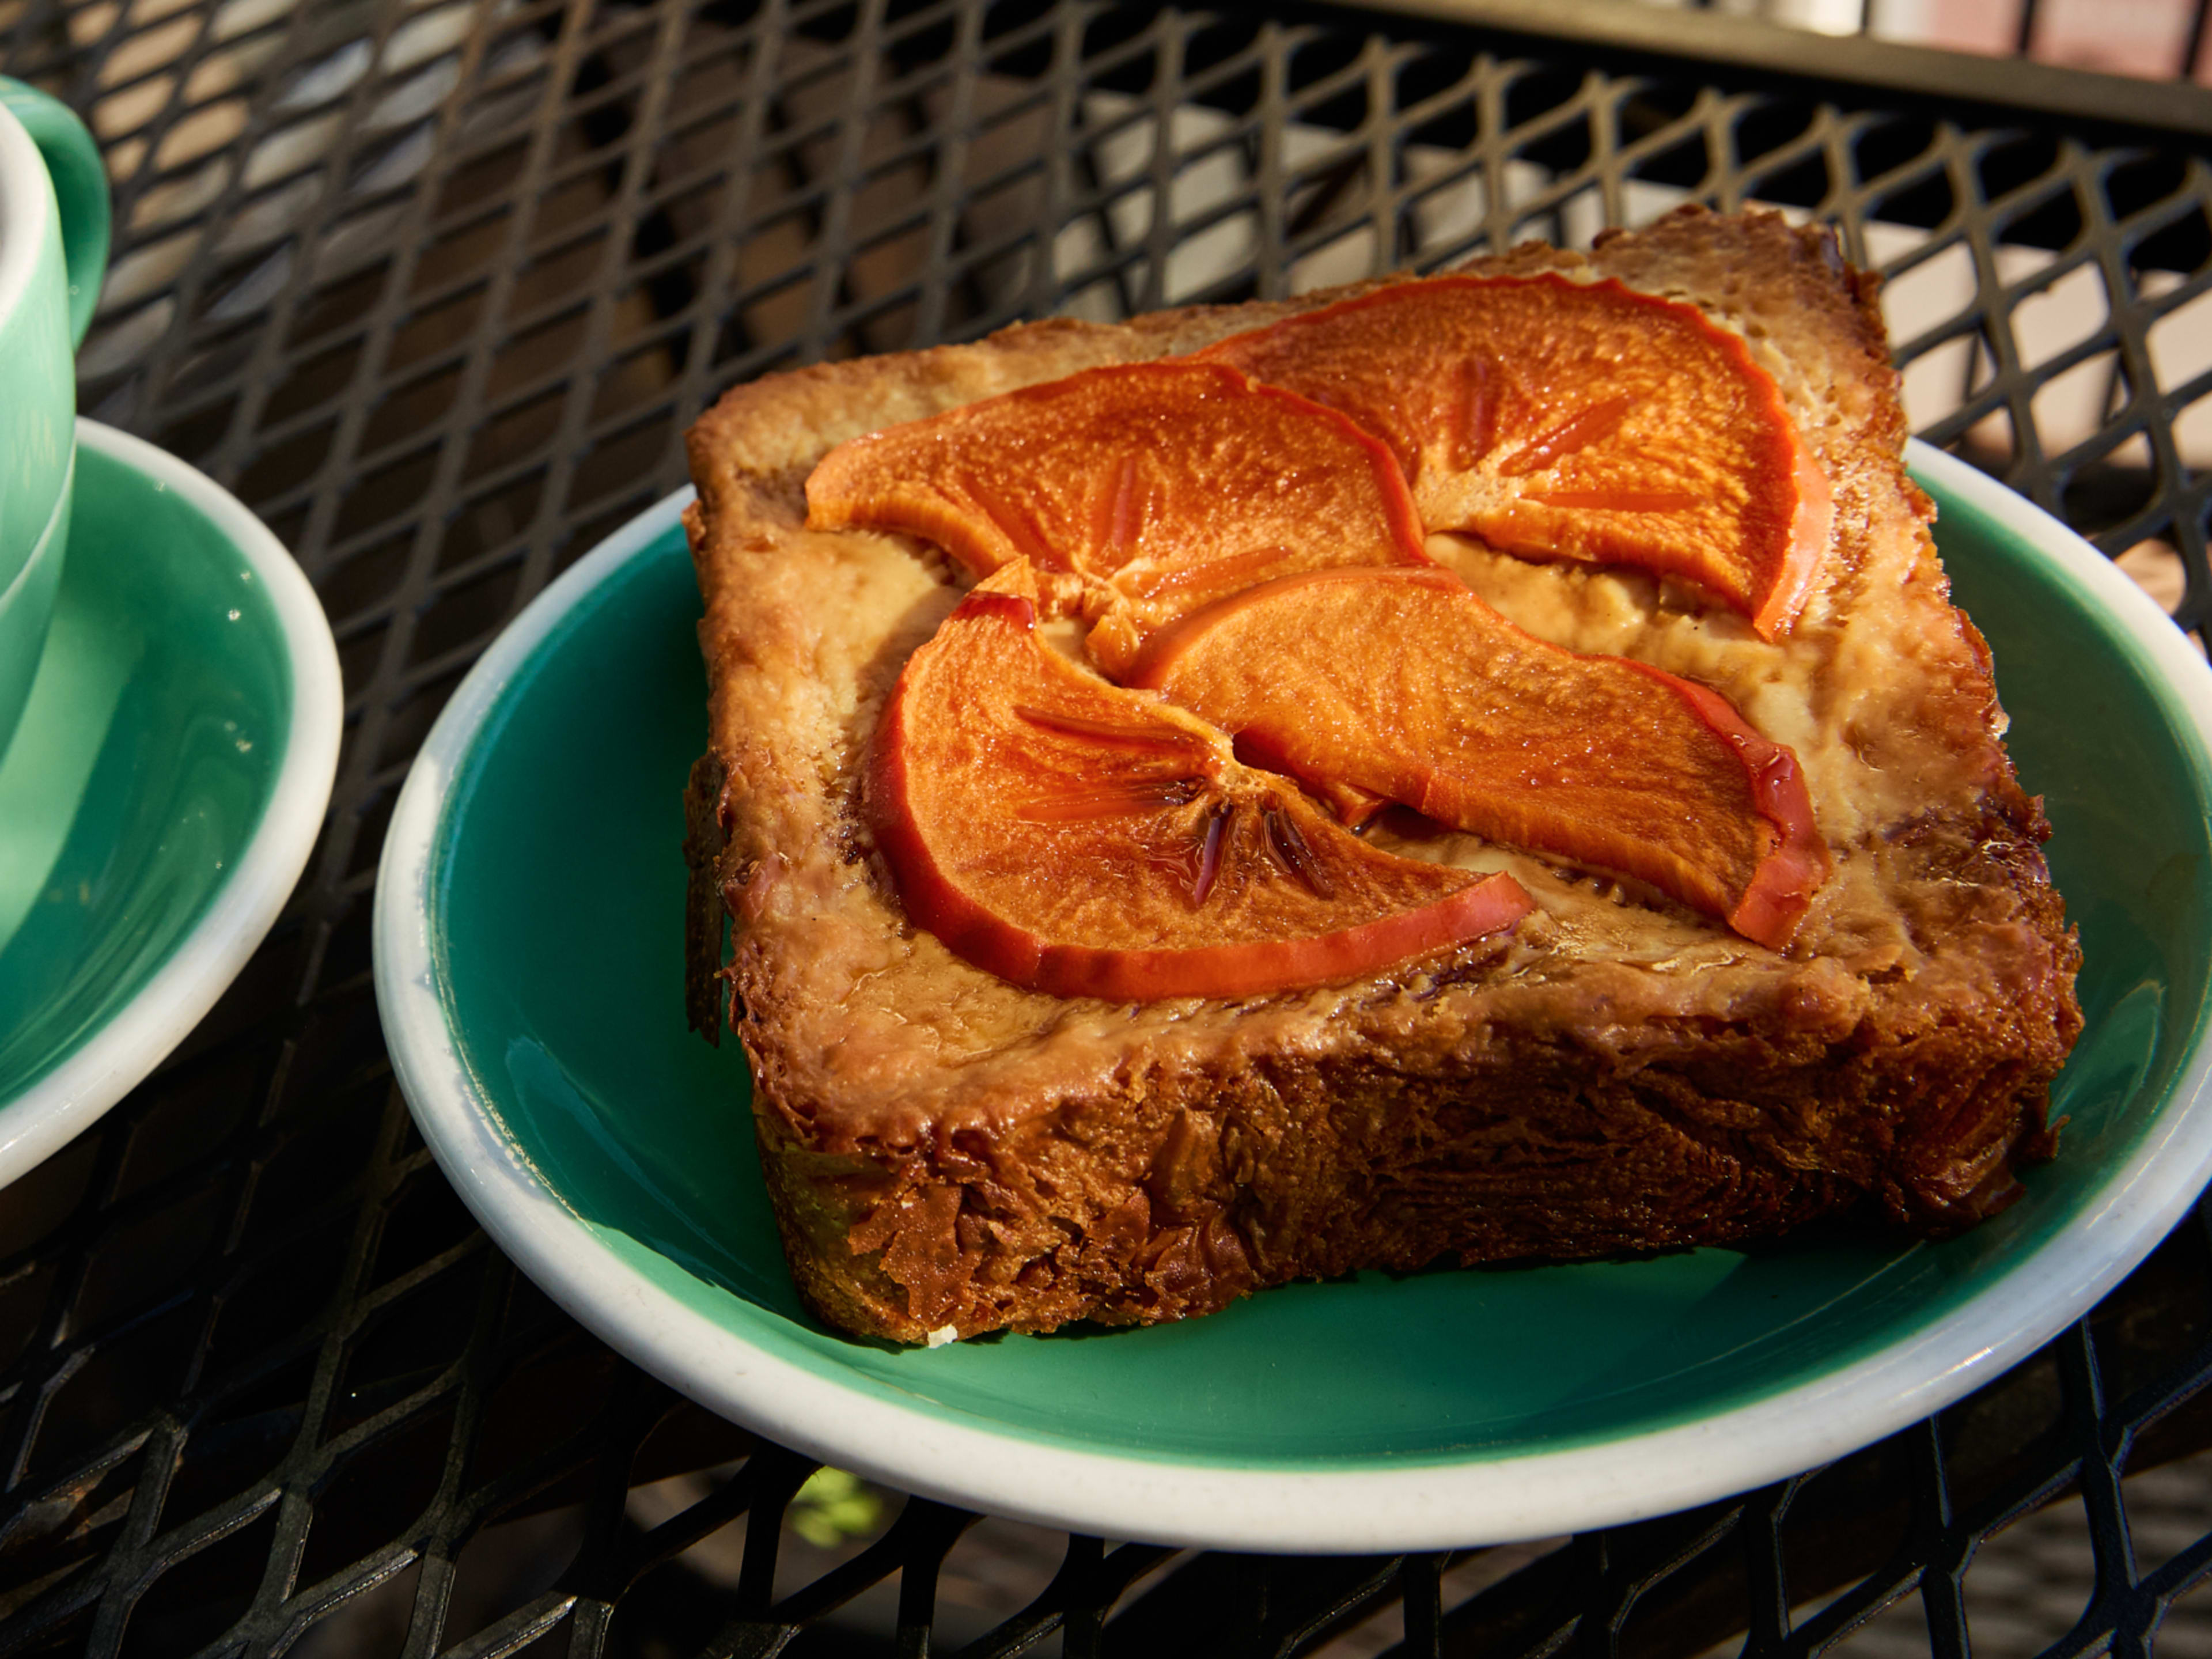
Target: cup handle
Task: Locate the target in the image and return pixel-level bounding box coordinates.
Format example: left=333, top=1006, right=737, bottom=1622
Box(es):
left=0, top=78, right=111, bottom=349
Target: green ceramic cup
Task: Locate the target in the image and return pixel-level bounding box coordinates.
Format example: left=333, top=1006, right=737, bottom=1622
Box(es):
left=0, top=78, right=109, bottom=759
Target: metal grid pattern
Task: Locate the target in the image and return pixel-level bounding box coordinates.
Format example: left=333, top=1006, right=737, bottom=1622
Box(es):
left=5, top=1, right=2212, bottom=1653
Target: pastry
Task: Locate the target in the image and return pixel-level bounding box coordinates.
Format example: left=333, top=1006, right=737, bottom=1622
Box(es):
left=681, top=207, right=2081, bottom=1344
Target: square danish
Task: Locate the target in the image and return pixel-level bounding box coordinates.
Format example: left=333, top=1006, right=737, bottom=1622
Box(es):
left=681, top=207, right=2081, bottom=1344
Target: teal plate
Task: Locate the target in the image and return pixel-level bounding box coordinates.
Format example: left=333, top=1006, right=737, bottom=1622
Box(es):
left=376, top=441, right=2212, bottom=1550
left=0, top=421, right=340, bottom=1182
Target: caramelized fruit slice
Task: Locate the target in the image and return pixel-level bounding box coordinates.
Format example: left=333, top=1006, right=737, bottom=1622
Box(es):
left=868, top=564, right=1534, bottom=1000
left=1131, top=567, right=1830, bottom=948
left=806, top=361, right=1430, bottom=674
left=1199, top=274, right=1833, bottom=638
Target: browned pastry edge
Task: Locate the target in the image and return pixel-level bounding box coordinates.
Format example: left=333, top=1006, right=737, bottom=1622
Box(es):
left=681, top=206, right=2084, bottom=1344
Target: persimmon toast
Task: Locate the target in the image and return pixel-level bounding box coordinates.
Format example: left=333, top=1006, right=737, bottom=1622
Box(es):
left=680, top=207, right=2081, bottom=1346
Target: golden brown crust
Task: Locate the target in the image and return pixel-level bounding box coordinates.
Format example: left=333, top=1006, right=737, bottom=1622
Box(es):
left=684, top=206, right=2082, bottom=1344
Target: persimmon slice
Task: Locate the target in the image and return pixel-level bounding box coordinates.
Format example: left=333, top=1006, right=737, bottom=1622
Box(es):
left=868, top=564, right=1534, bottom=1000
left=1130, top=567, right=1830, bottom=948
left=1198, top=275, right=1834, bottom=638
left=806, top=361, right=1431, bottom=674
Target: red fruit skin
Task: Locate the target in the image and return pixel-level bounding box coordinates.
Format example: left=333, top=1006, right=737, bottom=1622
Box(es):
left=1609, top=664, right=1832, bottom=950
left=1008, top=877, right=1535, bottom=1001
left=865, top=582, right=1535, bottom=1002
left=1759, top=441, right=1835, bottom=641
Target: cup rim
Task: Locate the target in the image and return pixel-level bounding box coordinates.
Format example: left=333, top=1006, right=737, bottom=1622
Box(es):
left=0, top=101, right=53, bottom=342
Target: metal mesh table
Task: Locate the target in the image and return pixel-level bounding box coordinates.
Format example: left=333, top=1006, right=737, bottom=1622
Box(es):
left=7, top=1, right=2212, bottom=1653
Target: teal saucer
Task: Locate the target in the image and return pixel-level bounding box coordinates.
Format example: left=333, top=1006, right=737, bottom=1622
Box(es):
left=0, top=421, right=340, bottom=1181
left=376, top=442, right=2212, bottom=1551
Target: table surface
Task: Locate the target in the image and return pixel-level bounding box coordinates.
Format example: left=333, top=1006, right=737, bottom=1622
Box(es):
left=6, top=1, right=2212, bottom=1655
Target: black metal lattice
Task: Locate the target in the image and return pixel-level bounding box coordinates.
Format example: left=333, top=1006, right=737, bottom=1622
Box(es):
left=7, top=2, right=2212, bottom=1654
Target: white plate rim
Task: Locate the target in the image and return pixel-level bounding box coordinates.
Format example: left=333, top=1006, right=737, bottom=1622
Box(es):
left=0, top=418, right=343, bottom=1184
left=373, top=441, right=2212, bottom=1552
